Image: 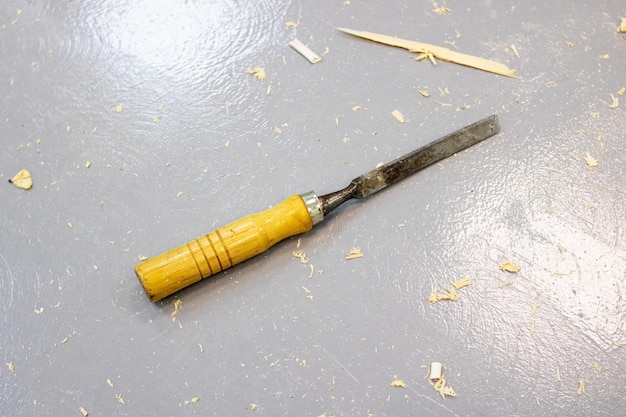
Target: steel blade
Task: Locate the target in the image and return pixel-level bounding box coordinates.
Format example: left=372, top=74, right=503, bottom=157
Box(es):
left=319, top=115, right=499, bottom=215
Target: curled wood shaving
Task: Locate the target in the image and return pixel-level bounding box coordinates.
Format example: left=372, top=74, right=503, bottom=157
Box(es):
left=171, top=299, right=182, bottom=320
left=9, top=169, right=32, bottom=190
left=608, top=94, right=619, bottom=109
left=292, top=250, right=309, bottom=264
left=338, top=28, right=518, bottom=78
left=345, top=247, right=364, bottom=260
left=500, top=261, right=521, bottom=273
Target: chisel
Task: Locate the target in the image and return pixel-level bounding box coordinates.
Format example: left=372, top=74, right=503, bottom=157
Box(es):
left=136, top=115, right=500, bottom=301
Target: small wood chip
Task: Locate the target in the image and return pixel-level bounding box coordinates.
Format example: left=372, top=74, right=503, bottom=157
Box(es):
left=617, top=87, right=625, bottom=96
left=390, top=379, right=406, bottom=388
left=452, top=277, right=472, bottom=289
left=289, top=38, right=322, bottom=63
left=79, top=406, right=89, bottom=416
left=619, top=17, right=626, bottom=33
left=116, top=393, right=126, bottom=405
left=111, top=105, right=123, bottom=113
left=577, top=379, right=585, bottom=395
left=584, top=152, right=599, bottom=168
left=345, top=247, right=364, bottom=260
left=428, top=287, right=459, bottom=303
left=419, top=90, right=430, bottom=97
left=500, top=261, right=521, bottom=273
left=247, top=67, right=266, bottom=80
left=391, top=109, right=406, bottom=123
left=9, top=169, right=33, bottom=190
left=608, top=94, right=619, bottom=109
left=6, top=362, right=15, bottom=372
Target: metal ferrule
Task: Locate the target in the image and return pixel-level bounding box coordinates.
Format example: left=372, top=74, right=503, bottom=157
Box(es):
left=300, top=191, right=324, bottom=226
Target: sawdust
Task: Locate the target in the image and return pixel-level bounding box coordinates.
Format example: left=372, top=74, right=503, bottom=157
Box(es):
left=338, top=28, right=518, bottom=78
left=9, top=169, right=32, bottom=190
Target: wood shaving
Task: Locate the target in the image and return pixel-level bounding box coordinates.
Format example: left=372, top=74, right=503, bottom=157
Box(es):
left=389, top=379, right=406, bottom=388
left=619, top=17, right=626, bottom=33
left=593, top=362, right=601, bottom=372
left=289, top=38, right=322, bottom=64
left=577, top=379, right=585, bottom=395
left=171, top=298, right=182, bottom=320
left=452, top=277, right=472, bottom=290
left=111, top=105, right=123, bottom=113
left=419, top=90, right=430, bottom=97
left=608, top=93, right=619, bottom=109
left=9, top=169, right=32, bottom=190
left=338, top=28, right=518, bottom=78
left=107, top=379, right=114, bottom=388
left=345, top=247, right=364, bottom=259
left=246, top=67, right=266, bottom=80
left=618, top=87, right=625, bottom=96
left=292, top=250, right=309, bottom=264
left=115, top=393, right=126, bottom=405
left=500, top=261, right=521, bottom=273
left=510, top=44, right=520, bottom=58
left=428, top=287, right=459, bottom=303
left=79, top=406, right=89, bottom=417
left=6, top=362, right=15, bottom=372
left=285, top=21, right=298, bottom=28
left=391, top=109, right=406, bottom=123
left=426, top=367, right=457, bottom=399
left=584, top=152, right=599, bottom=168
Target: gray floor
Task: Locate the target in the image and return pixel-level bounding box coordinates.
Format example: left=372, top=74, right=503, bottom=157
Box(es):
left=2, top=1, right=625, bottom=416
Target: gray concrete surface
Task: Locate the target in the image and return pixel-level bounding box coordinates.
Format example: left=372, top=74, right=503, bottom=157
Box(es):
left=2, top=1, right=625, bottom=416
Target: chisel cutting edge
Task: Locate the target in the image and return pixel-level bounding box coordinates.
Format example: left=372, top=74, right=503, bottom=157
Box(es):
left=136, top=115, right=500, bottom=301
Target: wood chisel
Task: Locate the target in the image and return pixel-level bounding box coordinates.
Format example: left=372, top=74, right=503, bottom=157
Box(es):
left=136, top=115, right=500, bottom=301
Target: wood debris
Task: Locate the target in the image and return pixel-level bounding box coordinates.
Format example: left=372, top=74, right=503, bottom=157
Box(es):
left=292, top=250, right=309, bottom=264
left=171, top=298, right=182, bottom=321
left=111, top=105, right=123, bottom=113
left=428, top=287, right=459, bottom=303
left=432, top=2, right=451, bottom=14
left=608, top=93, right=619, bottom=109
left=9, top=169, right=33, bottom=190
left=452, top=277, right=472, bottom=290
left=338, top=28, right=518, bottom=78
left=246, top=67, right=266, bottom=80
left=391, top=109, right=406, bottom=123
left=429, top=278, right=472, bottom=303
left=345, top=247, right=364, bottom=260
left=577, top=379, right=585, bottom=395
left=426, top=366, right=457, bottom=399
left=6, top=362, right=15, bottom=372
left=584, top=152, right=599, bottom=168
left=285, top=21, right=298, bottom=28
left=618, top=87, right=625, bottom=96
left=115, top=393, right=126, bottom=405
left=389, top=379, right=406, bottom=388
left=79, top=406, right=89, bottom=416
left=419, top=90, right=430, bottom=97
left=619, top=17, right=626, bottom=33
left=289, top=38, right=322, bottom=63
left=499, top=261, right=521, bottom=273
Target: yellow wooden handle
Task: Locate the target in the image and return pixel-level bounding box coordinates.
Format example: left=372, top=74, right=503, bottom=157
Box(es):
left=135, top=194, right=314, bottom=302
